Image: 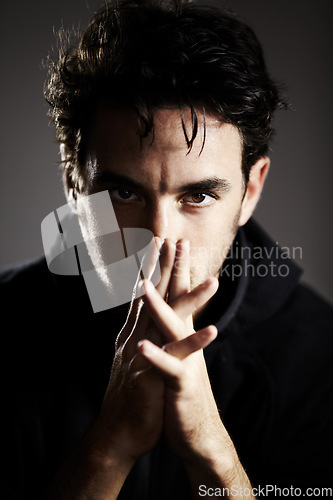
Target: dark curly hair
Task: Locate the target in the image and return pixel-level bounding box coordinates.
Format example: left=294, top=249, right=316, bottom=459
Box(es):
left=44, top=0, right=287, bottom=191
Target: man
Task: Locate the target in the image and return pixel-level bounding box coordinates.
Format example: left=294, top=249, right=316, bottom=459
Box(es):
left=1, top=0, right=332, bottom=498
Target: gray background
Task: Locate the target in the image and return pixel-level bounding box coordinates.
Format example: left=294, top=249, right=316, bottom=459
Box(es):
left=1, top=0, right=332, bottom=303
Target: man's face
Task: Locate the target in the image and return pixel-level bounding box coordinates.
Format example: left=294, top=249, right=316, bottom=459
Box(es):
left=77, top=107, right=246, bottom=290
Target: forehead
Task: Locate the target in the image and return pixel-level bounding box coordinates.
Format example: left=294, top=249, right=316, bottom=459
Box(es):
left=86, top=106, right=243, bottom=182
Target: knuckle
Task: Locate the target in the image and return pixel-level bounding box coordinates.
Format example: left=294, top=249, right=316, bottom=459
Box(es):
left=168, top=364, right=185, bottom=388
left=164, top=342, right=176, bottom=356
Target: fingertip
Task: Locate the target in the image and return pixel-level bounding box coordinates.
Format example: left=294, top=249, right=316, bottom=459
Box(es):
left=201, top=324, right=218, bottom=341
left=209, top=276, right=219, bottom=286
left=205, top=277, right=219, bottom=297
left=200, top=276, right=219, bottom=291
left=143, top=279, right=155, bottom=294
left=168, top=239, right=177, bottom=251
left=209, top=324, right=218, bottom=339
left=177, top=238, right=190, bottom=252
left=138, top=339, right=155, bottom=357
left=137, top=339, right=144, bottom=349
left=160, top=238, right=176, bottom=261
left=138, top=278, right=155, bottom=295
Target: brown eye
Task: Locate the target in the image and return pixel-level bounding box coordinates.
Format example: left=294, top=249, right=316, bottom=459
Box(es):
left=181, top=192, right=217, bottom=208
left=118, top=188, right=133, bottom=199
left=191, top=193, right=206, bottom=203
left=109, top=188, right=139, bottom=203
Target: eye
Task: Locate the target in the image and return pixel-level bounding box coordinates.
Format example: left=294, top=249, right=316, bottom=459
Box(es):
left=109, top=188, right=138, bottom=202
left=181, top=192, right=217, bottom=207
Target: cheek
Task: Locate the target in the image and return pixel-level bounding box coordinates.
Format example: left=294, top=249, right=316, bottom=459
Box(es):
left=188, top=203, right=241, bottom=280
left=190, top=235, right=232, bottom=274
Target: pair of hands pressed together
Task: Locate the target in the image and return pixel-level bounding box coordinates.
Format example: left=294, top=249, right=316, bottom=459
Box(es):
left=48, top=239, right=254, bottom=499
left=100, top=238, right=220, bottom=463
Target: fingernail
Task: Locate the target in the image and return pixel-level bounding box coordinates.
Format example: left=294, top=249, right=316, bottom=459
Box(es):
left=141, top=340, right=155, bottom=356
left=178, top=239, right=189, bottom=253
left=201, top=277, right=218, bottom=288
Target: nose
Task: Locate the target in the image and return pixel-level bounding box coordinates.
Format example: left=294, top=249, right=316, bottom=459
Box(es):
left=145, top=200, right=180, bottom=242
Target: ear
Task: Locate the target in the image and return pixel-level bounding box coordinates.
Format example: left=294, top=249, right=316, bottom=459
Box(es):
left=60, top=144, right=77, bottom=210
left=238, top=156, right=270, bottom=227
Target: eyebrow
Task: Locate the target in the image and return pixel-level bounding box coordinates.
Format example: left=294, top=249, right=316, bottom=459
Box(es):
left=178, top=177, right=232, bottom=193
left=92, top=171, right=232, bottom=193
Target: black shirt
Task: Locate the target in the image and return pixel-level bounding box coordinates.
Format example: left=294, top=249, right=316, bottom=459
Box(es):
left=1, top=219, right=333, bottom=498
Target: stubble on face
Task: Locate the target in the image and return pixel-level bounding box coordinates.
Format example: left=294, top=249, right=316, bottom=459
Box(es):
left=77, top=106, right=245, bottom=295
left=187, top=207, right=241, bottom=289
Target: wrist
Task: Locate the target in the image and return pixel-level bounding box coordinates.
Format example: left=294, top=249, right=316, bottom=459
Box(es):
left=182, top=436, right=254, bottom=498
left=87, top=442, right=136, bottom=477
left=183, top=443, right=239, bottom=483
left=45, top=430, right=136, bottom=500
left=85, top=420, right=137, bottom=472
left=180, top=417, right=235, bottom=470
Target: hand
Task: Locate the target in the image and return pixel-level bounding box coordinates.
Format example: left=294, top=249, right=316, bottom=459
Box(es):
left=45, top=239, right=223, bottom=500
left=46, top=238, right=252, bottom=499
left=138, top=240, right=255, bottom=497
left=93, top=238, right=218, bottom=464
left=137, top=239, right=224, bottom=462
left=93, top=237, right=173, bottom=462
left=45, top=238, right=178, bottom=499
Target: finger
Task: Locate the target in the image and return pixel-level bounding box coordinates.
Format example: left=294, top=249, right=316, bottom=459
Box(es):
left=142, top=279, right=186, bottom=341
left=168, top=239, right=191, bottom=302
left=138, top=339, right=184, bottom=390
left=125, top=239, right=176, bottom=347
left=141, top=277, right=218, bottom=341
left=129, top=349, right=151, bottom=373
left=129, top=323, right=170, bottom=372
left=118, top=239, right=176, bottom=353
left=155, top=239, right=176, bottom=298
left=142, top=236, right=163, bottom=281
left=116, top=240, right=158, bottom=348
left=133, top=238, right=175, bottom=331
left=164, top=325, right=218, bottom=360
left=116, top=296, right=143, bottom=349
left=171, top=277, right=219, bottom=320
left=117, top=236, right=163, bottom=348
